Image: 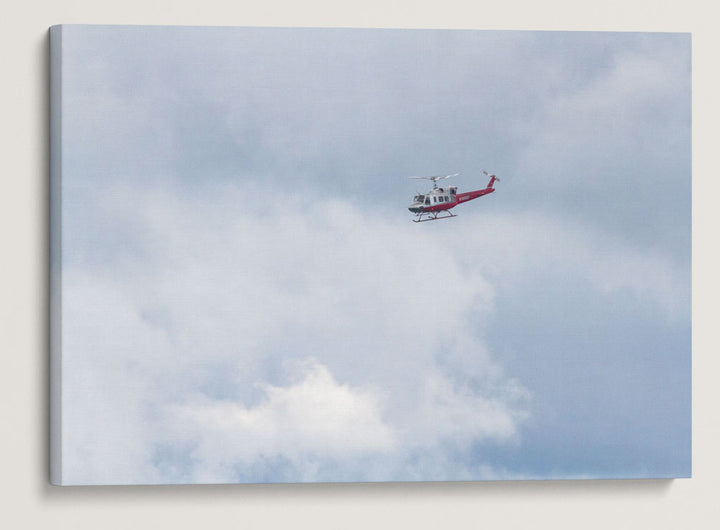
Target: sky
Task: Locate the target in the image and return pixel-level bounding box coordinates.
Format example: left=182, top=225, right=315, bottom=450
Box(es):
left=55, top=25, right=691, bottom=484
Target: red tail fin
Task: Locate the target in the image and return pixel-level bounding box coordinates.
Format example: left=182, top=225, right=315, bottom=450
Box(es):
left=482, top=170, right=500, bottom=189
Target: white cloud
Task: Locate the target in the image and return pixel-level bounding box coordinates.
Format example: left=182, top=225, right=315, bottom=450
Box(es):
left=163, top=360, right=396, bottom=483
left=59, top=175, right=689, bottom=484
left=60, top=182, right=529, bottom=484
left=446, top=210, right=689, bottom=323
left=516, top=39, right=690, bottom=182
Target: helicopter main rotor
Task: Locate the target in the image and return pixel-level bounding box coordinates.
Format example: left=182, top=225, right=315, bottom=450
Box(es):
left=408, top=173, right=459, bottom=189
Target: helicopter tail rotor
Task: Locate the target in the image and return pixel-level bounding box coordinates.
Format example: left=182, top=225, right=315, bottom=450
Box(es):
left=482, top=170, right=501, bottom=187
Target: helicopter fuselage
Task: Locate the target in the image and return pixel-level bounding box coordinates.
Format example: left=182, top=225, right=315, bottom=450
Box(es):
left=408, top=186, right=494, bottom=214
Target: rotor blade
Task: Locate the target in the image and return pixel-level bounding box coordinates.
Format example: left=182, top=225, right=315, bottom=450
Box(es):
left=408, top=173, right=458, bottom=181
left=433, top=173, right=458, bottom=180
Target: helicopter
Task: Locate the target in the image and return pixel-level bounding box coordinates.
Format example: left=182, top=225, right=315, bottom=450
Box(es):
left=407, top=171, right=500, bottom=222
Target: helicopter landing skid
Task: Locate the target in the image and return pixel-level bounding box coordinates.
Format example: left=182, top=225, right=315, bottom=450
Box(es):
left=412, top=210, right=457, bottom=222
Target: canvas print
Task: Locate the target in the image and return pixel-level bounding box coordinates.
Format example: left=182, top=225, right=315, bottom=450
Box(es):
left=50, top=25, right=691, bottom=485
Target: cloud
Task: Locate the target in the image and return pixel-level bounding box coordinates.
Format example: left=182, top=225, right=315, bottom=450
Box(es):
left=60, top=175, right=691, bottom=484
left=60, top=181, right=529, bottom=484
left=508, top=34, right=691, bottom=253
left=59, top=181, right=688, bottom=484
left=163, top=360, right=396, bottom=483
left=446, top=210, right=690, bottom=323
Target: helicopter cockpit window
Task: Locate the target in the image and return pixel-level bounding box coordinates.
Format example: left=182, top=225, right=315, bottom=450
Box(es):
left=424, top=197, right=430, bottom=205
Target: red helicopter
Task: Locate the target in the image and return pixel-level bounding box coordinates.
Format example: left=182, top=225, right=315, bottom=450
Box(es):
left=407, top=171, right=500, bottom=222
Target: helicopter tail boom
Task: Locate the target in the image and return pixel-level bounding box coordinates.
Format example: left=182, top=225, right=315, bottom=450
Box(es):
left=457, top=187, right=495, bottom=204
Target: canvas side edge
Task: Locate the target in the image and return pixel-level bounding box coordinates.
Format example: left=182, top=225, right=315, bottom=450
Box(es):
left=49, top=24, right=63, bottom=486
